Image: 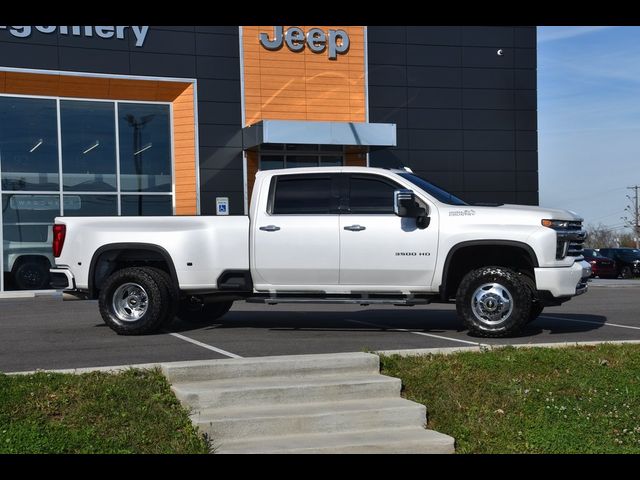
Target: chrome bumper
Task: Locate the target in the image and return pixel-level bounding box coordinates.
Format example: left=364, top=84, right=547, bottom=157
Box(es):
left=49, top=267, right=75, bottom=291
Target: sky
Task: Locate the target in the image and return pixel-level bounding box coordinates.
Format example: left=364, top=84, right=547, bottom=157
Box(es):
left=537, top=26, right=640, bottom=235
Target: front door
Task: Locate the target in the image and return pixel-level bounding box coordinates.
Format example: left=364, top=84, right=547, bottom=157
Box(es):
left=339, top=174, right=439, bottom=289
left=252, top=173, right=341, bottom=288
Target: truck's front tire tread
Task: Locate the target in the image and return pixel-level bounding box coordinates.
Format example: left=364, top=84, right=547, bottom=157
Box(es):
left=456, top=266, right=532, bottom=338
left=98, top=267, right=169, bottom=336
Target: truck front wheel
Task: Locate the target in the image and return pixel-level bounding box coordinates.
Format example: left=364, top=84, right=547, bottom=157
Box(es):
left=98, top=267, right=171, bottom=335
left=456, top=266, right=532, bottom=338
left=176, top=297, right=234, bottom=325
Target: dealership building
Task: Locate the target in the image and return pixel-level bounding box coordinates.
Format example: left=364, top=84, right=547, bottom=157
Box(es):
left=0, top=25, right=538, bottom=291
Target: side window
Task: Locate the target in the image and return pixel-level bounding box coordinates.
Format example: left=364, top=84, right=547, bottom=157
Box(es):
left=272, top=176, right=334, bottom=214
left=348, top=176, right=398, bottom=214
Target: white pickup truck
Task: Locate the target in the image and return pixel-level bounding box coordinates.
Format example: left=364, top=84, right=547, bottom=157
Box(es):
left=50, top=167, right=591, bottom=337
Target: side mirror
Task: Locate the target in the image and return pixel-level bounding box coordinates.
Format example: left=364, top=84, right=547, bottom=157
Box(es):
left=394, top=189, right=430, bottom=229
left=394, top=189, right=417, bottom=217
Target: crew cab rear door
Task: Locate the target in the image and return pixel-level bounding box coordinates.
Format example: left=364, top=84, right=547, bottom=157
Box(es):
left=252, top=173, right=341, bottom=287
left=338, top=173, right=438, bottom=289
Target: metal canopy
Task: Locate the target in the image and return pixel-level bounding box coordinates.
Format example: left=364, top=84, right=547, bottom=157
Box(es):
left=242, top=120, right=397, bottom=149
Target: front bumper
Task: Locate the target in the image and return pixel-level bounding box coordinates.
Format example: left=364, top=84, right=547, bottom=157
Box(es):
left=49, top=267, right=76, bottom=291
left=534, top=260, right=591, bottom=298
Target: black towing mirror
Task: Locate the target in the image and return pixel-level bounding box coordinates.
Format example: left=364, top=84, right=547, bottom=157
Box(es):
left=394, top=189, right=430, bottom=229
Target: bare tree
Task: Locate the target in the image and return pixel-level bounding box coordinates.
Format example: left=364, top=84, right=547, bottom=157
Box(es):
left=584, top=223, right=618, bottom=248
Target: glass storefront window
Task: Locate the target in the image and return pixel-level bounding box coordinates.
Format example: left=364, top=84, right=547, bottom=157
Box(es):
left=63, top=195, right=118, bottom=216
left=258, top=145, right=345, bottom=170
left=121, top=195, right=173, bottom=216
left=118, top=103, right=172, bottom=193
left=261, top=155, right=284, bottom=170
left=0, top=95, right=175, bottom=292
left=2, top=194, right=59, bottom=290
left=61, top=100, right=117, bottom=192
left=0, top=97, right=59, bottom=191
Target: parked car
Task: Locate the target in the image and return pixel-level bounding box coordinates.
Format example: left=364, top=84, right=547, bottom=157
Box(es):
left=3, top=223, right=53, bottom=290
left=597, top=248, right=640, bottom=279
left=582, top=248, right=618, bottom=279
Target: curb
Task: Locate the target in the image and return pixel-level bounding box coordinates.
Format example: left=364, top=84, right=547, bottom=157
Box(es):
left=6, top=362, right=162, bottom=376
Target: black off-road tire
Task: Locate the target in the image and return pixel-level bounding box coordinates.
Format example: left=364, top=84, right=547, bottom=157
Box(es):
left=176, top=298, right=234, bottom=325
left=145, top=267, right=180, bottom=327
left=98, top=267, right=170, bottom=335
left=528, top=302, right=544, bottom=324
left=456, top=266, right=532, bottom=338
left=519, top=273, right=544, bottom=324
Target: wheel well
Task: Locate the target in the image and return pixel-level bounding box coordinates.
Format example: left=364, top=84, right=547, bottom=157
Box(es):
left=89, top=245, right=177, bottom=298
left=442, top=244, right=537, bottom=300
left=11, top=255, right=52, bottom=273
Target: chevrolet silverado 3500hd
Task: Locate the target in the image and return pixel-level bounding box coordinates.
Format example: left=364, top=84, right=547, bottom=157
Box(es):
left=50, top=167, right=591, bottom=337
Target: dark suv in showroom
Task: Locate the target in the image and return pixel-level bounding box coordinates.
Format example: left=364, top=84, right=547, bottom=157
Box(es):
left=597, top=248, right=640, bottom=278
left=583, top=248, right=618, bottom=278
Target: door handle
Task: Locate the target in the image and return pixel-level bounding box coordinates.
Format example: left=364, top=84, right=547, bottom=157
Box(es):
left=259, top=225, right=281, bottom=232
left=344, top=225, right=366, bottom=232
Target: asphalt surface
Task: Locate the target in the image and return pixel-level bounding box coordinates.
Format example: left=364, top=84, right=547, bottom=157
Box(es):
left=0, top=279, right=639, bottom=373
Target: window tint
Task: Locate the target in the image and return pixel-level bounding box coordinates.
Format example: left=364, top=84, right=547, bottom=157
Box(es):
left=63, top=195, right=118, bottom=216
left=121, top=195, right=173, bottom=216
left=348, top=176, right=397, bottom=214
left=272, top=176, right=333, bottom=214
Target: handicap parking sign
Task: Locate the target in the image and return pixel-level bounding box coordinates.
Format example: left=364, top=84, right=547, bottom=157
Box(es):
left=216, top=197, right=229, bottom=216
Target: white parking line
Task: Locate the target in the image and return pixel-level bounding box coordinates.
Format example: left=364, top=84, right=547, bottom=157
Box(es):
left=539, top=315, right=640, bottom=331
left=347, top=319, right=487, bottom=347
left=168, top=332, right=243, bottom=358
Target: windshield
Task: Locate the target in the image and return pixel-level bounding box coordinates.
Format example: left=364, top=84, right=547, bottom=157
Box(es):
left=398, top=172, right=468, bottom=206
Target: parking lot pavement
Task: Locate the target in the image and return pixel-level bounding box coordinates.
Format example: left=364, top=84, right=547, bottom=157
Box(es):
left=0, top=280, right=639, bottom=373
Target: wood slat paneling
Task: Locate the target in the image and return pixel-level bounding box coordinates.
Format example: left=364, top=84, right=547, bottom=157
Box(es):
left=242, top=26, right=366, bottom=126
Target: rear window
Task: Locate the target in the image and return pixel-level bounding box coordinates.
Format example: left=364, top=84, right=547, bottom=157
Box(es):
left=272, top=175, right=334, bottom=215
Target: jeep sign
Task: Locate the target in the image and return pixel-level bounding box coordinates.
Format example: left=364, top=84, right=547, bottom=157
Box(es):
left=259, top=26, right=350, bottom=60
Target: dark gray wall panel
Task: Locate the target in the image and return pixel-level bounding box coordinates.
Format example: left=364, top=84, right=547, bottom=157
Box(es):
left=368, top=65, right=407, bottom=87
left=405, top=26, right=461, bottom=46
left=197, top=79, right=241, bottom=102
left=407, top=66, right=462, bottom=88
left=196, top=56, right=241, bottom=80
left=199, top=147, right=244, bottom=170
left=461, top=27, right=514, bottom=47
left=200, top=168, right=244, bottom=192
left=199, top=124, right=243, bottom=148
left=406, top=45, right=461, bottom=67
left=464, top=151, right=515, bottom=171
left=130, top=52, right=196, bottom=77
left=368, top=25, right=538, bottom=205
left=198, top=101, right=242, bottom=126
left=408, top=87, right=462, bottom=108
left=195, top=33, right=239, bottom=57
left=0, top=42, right=60, bottom=69
left=408, top=130, right=463, bottom=151
left=408, top=109, right=462, bottom=130
left=462, top=47, right=514, bottom=68
left=368, top=148, right=409, bottom=168
left=462, top=68, right=514, bottom=89
left=463, top=110, right=515, bottom=130
left=59, top=47, right=131, bottom=74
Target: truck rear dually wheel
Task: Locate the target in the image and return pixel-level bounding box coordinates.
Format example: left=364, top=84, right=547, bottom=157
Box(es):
left=456, top=266, right=531, bottom=337
left=98, top=267, right=172, bottom=335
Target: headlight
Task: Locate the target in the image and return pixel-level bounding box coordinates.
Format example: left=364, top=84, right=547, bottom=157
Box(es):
left=542, top=219, right=572, bottom=229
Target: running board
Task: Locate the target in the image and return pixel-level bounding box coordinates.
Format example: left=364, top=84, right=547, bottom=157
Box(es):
left=245, top=297, right=433, bottom=306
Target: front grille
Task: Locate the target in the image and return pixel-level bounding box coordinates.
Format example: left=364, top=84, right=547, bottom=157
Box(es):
left=555, top=221, right=586, bottom=259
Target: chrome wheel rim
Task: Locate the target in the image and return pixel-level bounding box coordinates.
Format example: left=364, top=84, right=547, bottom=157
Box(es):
left=112, top=283, right=149, bottom=323
left=471, top=283, right=514, bottom=325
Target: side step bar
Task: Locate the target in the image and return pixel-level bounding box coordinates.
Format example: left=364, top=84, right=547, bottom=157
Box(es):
left=245, top=297, right=433, bottom=306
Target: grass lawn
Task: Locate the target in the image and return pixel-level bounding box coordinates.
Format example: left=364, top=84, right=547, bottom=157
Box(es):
left=381, top=344, right=640, bottom=453
left=0, top=368, right=210, bottom=454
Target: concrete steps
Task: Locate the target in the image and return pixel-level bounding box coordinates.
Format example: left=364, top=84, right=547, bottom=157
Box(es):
left=163, top=352, right=455, bottom=454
